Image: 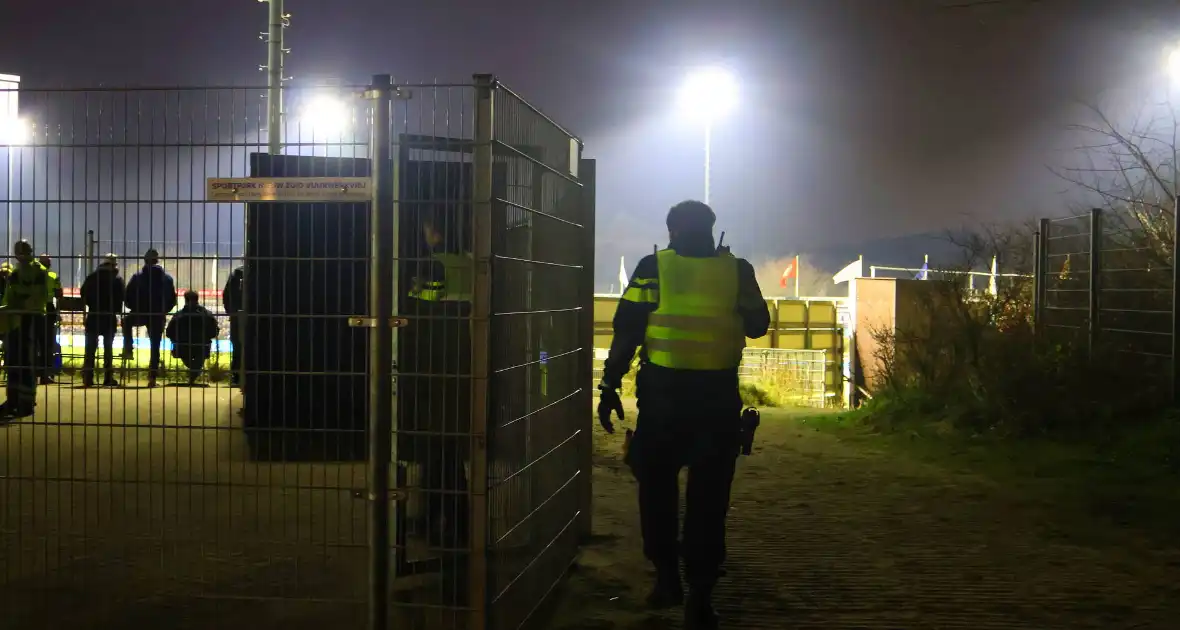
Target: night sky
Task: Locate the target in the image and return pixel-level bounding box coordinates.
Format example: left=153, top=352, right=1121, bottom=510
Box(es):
left=3, top=0, right=1180, bottom=283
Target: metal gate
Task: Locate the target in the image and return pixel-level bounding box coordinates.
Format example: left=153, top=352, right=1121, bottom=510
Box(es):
left=0, top=74, right=594, bottom=629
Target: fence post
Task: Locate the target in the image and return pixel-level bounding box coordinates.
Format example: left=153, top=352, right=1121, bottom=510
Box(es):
left=769, top=299, right=779, bottom=348
left=1088, top=208, right=1102, bottom=356
left=84, top=229, right=95, bottom=275
left=468, top=73, right=496, bottom=630
left=1034, top=218, right=1048, bottom=337
left=577, top=157, right=596, bottom=541
left=364, top=73, right=394, bottom=630
left=1173, top=198, right=1180, bottom=404
left=265, top=0, right=286, bottom=154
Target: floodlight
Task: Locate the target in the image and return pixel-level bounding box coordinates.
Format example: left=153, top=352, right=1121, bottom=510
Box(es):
left=679, top=67, right=738, bottom=122
left=0, top=116, right=30, bottom=146
left=299, top=94, right=351, bottom=137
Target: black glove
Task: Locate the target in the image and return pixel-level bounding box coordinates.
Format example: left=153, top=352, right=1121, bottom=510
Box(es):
left=597, top=385, right=623, bottom=434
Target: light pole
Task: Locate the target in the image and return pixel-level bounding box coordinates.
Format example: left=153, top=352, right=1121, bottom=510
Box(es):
left=679, top=67, right=737, bottom=205
left=1, top=73, right=23, bottom=247
left=1, top=117, right=29, bottom=247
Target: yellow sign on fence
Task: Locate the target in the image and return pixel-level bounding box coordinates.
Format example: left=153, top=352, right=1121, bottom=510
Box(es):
left=205, top=177, right=371, bottom=202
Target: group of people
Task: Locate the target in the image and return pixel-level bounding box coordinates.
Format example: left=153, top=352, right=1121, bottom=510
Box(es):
left=78, top=247, right=223, bottom=389
left=0, top=242, right=230, bottom=419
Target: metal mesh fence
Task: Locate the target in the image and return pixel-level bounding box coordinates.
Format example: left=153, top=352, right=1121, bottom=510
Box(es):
left=592, top=347, right=832, bottom=408
left=0, top=76, right=592, bottom=629
left=0, top=84, right=374, bottom=628
left=484, top=83, right=588, bottom=630
left=1037, top=208, right=1174, bottom=373
left=738, top=348, right=829, bottom=408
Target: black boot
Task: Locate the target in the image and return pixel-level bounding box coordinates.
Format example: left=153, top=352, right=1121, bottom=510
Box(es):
left=684, top=586, right=719, bottom=630
left=645, top=565, right=684, bottom=609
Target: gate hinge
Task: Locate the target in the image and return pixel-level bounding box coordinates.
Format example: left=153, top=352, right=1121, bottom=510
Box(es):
left=352, top=488, right=409, bottom=502
left=349, top=317, right=409, bottom=328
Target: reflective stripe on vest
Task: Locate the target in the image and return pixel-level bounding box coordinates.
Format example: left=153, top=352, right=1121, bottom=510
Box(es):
left=644, top=249, right=744, bottom=370
left=3, top=262, right=49, bottom=315
left=408, top=253, right=473, bottom=302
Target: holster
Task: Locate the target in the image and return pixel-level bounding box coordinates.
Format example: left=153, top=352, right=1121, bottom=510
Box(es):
left=739, top=408, right=760, bottom=456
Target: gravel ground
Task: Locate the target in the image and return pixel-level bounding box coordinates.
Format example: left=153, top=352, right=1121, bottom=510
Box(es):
left=545, top=403, right=1180, bottom=629
left=4, top=388, right=1178, bottom=629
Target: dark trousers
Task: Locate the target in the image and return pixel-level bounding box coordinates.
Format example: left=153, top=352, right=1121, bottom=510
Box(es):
left=228, top=314, right=241, bottom=384
left=4, top=317, right=39, bottom=411
left=632, top=381, right=741, bottom=590
left=424, top=437, right=469, bottom=550
left=34, top=309, right=59, bottom=378
left=122, top=314, right=166, bottom=377
left=82, top=313, right=118, bottom=384
left=175, top=346, right=210, bottom=383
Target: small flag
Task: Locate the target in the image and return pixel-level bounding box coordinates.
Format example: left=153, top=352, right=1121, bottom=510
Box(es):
left=914, top=254, right=930, bottom=280
left=913, top=262, right=929, bottom=280
left=988, top=255, right=998, bottom=296
left=779, top=257, right=797, bottom=288
left=618, top=256, right=628, bottom=294
left=832, top=258, right=863, bottom=285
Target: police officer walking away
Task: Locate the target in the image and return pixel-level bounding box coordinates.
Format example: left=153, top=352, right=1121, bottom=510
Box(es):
left=79, top=254, right=126, bottom=387
left=36, top=254, right=64, bottom=384
left=598, top=201, right=769, bottom=629
left=0, top=240, right=52, bottom=418
left=123, top=248, right=177, bottom=387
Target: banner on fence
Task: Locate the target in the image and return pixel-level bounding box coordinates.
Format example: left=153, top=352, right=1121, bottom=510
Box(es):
left=205, top=177, right=371, bottom=202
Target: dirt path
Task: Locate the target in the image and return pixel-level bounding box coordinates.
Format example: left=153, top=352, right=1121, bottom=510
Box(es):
left=547, top=407, right=1180, bottom=629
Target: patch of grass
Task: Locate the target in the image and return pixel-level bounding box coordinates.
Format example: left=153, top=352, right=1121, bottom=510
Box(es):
left=808, top=407, right=1180, bottom=546
left=57, top=347, right=234, bottom=383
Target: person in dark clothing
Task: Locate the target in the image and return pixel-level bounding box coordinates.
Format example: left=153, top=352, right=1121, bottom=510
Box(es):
left=222, top=265, right=243, bottom=387
left=598, top=200, right=770, bottom=630
left=79, top=254, right=126, bottom=387
left=122, top=248, right=177, bottom=387
left=166, top=290, right=220, bottom=385
left=36, top=254, right=64, bottom=384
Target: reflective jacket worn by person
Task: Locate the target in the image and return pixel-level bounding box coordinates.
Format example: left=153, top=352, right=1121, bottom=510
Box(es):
left=0, top=261, right=50, bottom=333
left=45, top=269, right=63, bottom=310
left=408, top=252, right=473, bottom=302
left=601, top=236, right=770, bottom=394
left=125, top=264, right=178, bottom=316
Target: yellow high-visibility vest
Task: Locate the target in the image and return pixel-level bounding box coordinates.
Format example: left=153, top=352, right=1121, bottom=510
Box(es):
left=1, top=261, right=50, bottom=315
left=644, top=249, right=744, bottom=370
left=408, top=253, right=473, bottom=302
left=46, top=270, right=62, bottom=301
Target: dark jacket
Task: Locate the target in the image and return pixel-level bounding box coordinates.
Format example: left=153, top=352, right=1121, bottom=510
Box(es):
left=223, top=266, right=244, bottom=315
left=601, top=233, right=770, bottom=393
left=125, top=264, right=177, bottom=316
left=80, top=265, right=126, bottom=315
left=166, top=304, right=220, bottom=353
